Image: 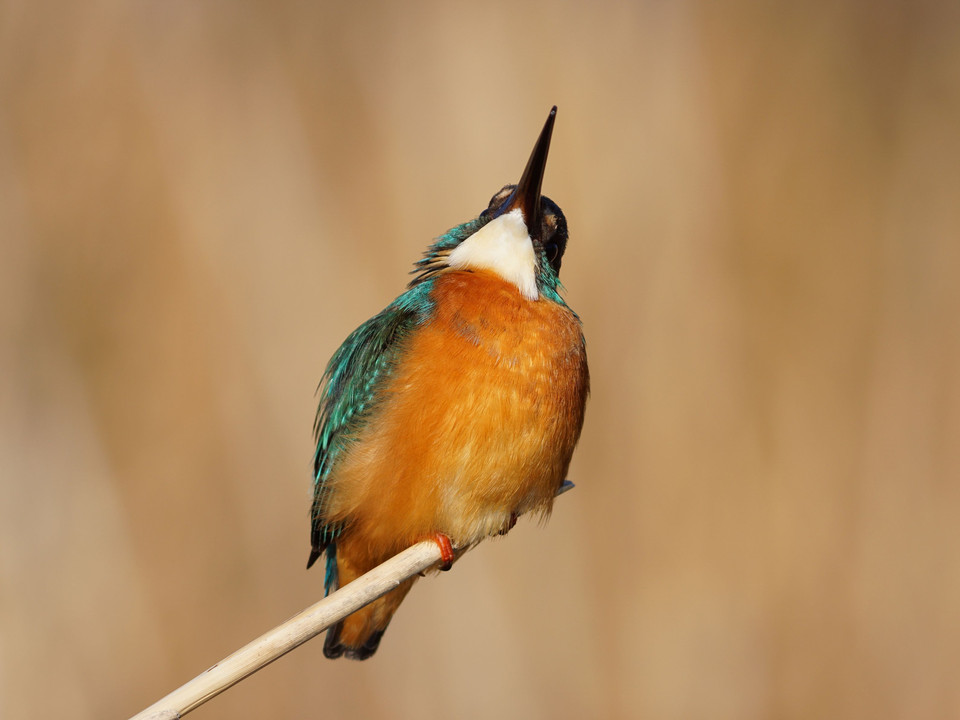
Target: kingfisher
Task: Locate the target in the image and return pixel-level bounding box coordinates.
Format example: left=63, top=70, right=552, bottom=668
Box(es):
left=308, top=106, right=589, bottom=660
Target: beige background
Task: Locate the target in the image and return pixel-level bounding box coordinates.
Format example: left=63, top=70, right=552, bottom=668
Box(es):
left=2, top=1, right=959, bottom=718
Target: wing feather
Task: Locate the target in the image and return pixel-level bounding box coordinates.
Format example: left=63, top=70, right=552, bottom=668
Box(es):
left=308, top=283, right=434, bottom=566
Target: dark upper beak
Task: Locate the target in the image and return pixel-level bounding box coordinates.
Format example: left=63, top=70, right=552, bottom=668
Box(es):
left=503, top=106, right=556, bottom=243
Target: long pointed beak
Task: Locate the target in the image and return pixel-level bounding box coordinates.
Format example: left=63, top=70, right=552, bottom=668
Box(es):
left=505, top=106, right=556, bottom=242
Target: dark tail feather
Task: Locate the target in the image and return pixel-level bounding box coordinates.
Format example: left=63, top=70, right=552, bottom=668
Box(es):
left=317, top=544, right=353, bottom=660
left=311, top=542, right=393, bottom=660
left=306, top=542, right=347, bottom=656
left=324, top=623, right=385, bottom=660
left=347, top=630, right=384, bottom=660
left=323, top=621, right=345, bottom=659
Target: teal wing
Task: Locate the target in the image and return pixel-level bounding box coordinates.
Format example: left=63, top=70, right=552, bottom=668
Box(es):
left=308, top=283, right=434, bottom=573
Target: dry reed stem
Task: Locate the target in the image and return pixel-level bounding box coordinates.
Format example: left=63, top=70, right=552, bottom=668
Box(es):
left=128, top=481, right=574, bottom=719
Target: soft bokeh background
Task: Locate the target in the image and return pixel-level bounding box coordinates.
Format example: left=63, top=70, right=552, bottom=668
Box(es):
left=2, top=1, right=959, bottom=718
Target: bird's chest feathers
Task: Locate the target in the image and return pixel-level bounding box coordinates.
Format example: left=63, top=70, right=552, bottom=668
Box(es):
left=327, top=270, right=587, bottom=548
left=397, top=271, right=585, bottom=535
left=422, top=270, right=581, bottom=395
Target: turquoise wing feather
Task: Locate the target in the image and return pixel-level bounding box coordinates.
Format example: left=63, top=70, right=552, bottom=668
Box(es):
left=308, top=282, right=435, bottom=573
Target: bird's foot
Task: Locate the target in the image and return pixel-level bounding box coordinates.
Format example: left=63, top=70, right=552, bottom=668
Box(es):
left=431, top=532, right=455, bottom=571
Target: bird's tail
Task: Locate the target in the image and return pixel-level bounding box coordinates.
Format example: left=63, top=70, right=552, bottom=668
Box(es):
left=320, top=545, right=418, bottom=660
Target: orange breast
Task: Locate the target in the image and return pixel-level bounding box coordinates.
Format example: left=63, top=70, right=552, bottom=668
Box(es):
left=325, top=269, right=588, bottom=569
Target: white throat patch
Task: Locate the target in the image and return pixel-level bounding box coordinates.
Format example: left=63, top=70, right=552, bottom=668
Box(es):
left=447, top=209, right=538, bottom=300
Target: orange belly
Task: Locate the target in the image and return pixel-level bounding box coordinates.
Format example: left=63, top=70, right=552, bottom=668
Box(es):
left=325, top=269, right=589, bottom=571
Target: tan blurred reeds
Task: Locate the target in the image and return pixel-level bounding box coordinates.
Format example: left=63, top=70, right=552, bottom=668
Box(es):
left=1, top=1, right=958, bottom=719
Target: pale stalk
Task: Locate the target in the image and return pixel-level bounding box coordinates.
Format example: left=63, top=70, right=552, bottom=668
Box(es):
left=128, top=481, right=574, bottom=720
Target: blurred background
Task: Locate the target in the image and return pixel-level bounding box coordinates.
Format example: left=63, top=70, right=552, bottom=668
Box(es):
left=2, top=1, right=959, bottom=718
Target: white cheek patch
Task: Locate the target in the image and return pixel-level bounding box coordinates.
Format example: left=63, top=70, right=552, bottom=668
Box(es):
left=447, top=209, right=539, bottom=301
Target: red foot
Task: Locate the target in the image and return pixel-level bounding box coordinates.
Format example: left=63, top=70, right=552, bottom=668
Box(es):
left=431, top=532, right=455, bottom=571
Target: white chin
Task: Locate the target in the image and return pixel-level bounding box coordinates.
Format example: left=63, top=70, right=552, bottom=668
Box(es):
left=446, top=209, right=539, bottom=300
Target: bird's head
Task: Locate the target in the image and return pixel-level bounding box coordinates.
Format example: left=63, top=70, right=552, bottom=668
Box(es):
left=413, top=107, right=570, bottom=303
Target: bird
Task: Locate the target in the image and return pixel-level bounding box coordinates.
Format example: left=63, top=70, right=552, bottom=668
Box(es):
left=308, top=106, right=589, bottom=660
